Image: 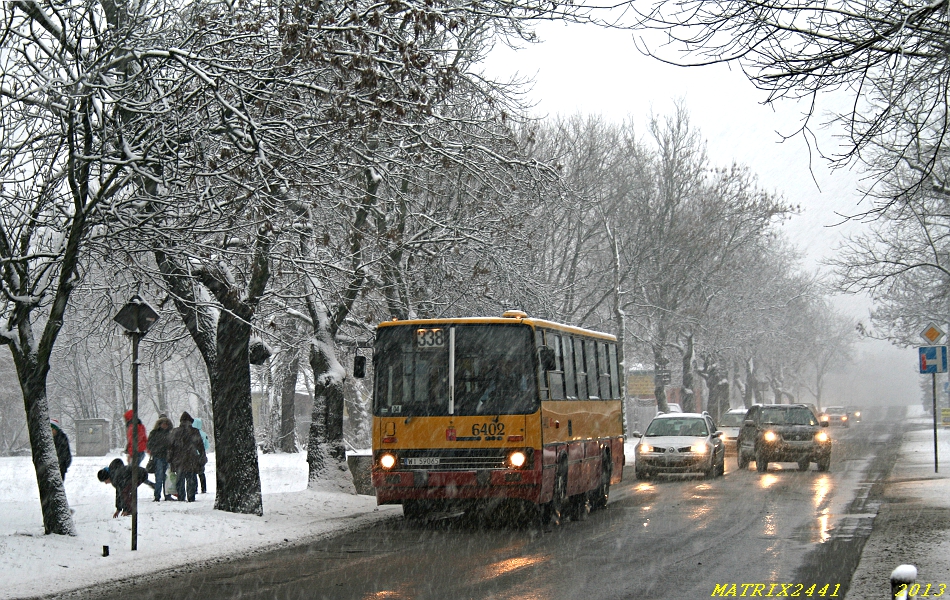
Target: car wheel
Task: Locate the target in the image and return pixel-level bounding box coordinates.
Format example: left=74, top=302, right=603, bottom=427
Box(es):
left=755, top=448, right=768, bottom=472
left=542, top=465, right=567, bottom=526
left=590, top=453, right=611, bottom=510
left=797, top=459, right=810, bottom=472
left=717, top=452, right=726, bottom=476
left=817, top=456, right=831, bottom=472
left=737, top=447, right=749, bottom=470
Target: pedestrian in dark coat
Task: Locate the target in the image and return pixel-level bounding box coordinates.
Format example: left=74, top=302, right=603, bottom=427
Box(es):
left=146, top=415, right=174, bottom=501
left=168, top=411, right=206, bottom=502
left=124, top=409, right=148, bottom=467
left=97, top=458, right=152, bottom=517
left=50, top=419, right=72, bottom=480
left=192, top=417, right=211, bottom=494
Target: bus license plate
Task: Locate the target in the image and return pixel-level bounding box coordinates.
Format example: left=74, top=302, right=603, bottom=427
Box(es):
left=405, top=457, right=440, bottom=466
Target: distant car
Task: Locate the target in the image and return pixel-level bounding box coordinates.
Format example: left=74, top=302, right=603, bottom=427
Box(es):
left=665, top=403, right=683, bottom=413
left=717, top=408, right=748, bottom=452
left=821, top=406, right=850, bottom=427
left=737, top=404, right=831, bottom=472
left=634, top=412, right=726, bottom=479
left=847, top=407, right=863, bottom=423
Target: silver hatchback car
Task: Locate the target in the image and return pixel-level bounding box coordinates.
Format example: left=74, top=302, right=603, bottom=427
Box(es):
left=634, top=412, right=726, bottom=479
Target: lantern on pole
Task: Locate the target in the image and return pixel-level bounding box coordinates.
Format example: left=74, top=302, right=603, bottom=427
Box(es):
left=113, top=295, right=160, bottom=551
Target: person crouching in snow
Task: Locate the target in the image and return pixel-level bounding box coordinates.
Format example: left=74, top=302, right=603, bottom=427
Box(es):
left=97, top=458, right=153, bottom=518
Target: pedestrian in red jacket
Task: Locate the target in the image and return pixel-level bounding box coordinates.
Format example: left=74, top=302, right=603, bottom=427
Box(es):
left=125, top=409, right=148, bottom=467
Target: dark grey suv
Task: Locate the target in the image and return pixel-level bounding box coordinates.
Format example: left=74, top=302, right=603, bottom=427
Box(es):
left=737, top=404, right=831, bottom=472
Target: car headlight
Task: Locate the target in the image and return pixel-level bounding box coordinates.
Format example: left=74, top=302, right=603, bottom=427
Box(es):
left=639, top=443, right=654, bottom=453
left=815, top=432, right=829, bottom=443
left=841, top=415, right=848, bottom=421
left=690, top=443, right=708, bottom=454
left=508, top=450, right=527, bottom=468
left=379, top=453, right=397, bottom=470
left=854, top=411, right=861, bottom=418
left=763, top=431, right=778, bottom=442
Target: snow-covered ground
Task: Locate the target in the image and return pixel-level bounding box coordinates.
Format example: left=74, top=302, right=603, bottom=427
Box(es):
left=0, top=451, right=401, bottom=599
left=0, top=445, right=639, bottom=599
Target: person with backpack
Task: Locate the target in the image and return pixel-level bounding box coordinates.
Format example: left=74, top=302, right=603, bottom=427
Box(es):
left=168, top=412, right=206, bottom=502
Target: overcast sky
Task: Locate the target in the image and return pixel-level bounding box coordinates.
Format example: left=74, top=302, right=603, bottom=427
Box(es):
left=483, top=21, right=868, bottom=271
left=483, top=21, right=922, bottom=405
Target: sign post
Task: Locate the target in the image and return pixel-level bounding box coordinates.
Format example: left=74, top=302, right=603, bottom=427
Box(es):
left=113, top=295, right=160, bottom=551
left=918, top=344, right=946, bottom=473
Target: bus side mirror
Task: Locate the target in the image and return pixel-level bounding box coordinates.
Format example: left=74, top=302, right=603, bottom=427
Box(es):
left=353, top=355, right=366, bottom=378
left=538, top=346, right=556, bottom=371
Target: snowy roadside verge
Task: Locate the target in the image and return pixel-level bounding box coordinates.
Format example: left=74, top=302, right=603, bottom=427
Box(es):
left=0, top=452, right=400, bottom=600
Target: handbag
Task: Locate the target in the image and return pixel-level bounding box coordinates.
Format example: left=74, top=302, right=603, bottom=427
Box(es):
left=166, top=467, right=177, bottom=490
left=145, top=456, right=156, bottom=474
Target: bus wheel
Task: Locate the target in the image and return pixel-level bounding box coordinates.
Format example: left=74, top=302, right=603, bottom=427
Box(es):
left=402, top=500, right=426, bottom=521
left=590, top=453, right=611, bottom=510
left=542, top=468, right=567, bottom=527
left=569, top=495, right=591, bottom=521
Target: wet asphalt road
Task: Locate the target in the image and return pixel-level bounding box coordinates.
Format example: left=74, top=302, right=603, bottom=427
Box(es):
left=72, top=412, right=903, bottom=600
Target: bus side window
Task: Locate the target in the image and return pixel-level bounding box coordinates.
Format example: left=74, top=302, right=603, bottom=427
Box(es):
left=536, top=329, right=549, bottom=400
left=585, top=339, right=598, bottom=399
left=563, top=335, right=577, bottom=399
left=548, top=334, right=566, bottom=400
left=574, top=337, right=588, bottom=399
left=597, top=341, right=611, bottom=399
left=608, top=343, right=621, bottom=399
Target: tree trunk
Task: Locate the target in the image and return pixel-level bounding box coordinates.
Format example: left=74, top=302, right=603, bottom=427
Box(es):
left=279, top=351, right=300, bottom=453
left=306, top=339, right=353, bottom=493
left=743, top=357, right=757, bottom=407
left=211, top=311, right=263, bottom=515
left=681, top=335, right=695, bottom=412
left=653, top=345, right=668, bottom=413
left=16, top=359, right=75, bottom=535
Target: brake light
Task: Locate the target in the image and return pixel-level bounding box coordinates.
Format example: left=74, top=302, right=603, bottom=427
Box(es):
left=382, top=436, right=397, bottom=443
left=507, top=435, right=524, bottom=442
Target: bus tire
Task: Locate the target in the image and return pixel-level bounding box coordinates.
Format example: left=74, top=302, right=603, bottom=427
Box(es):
left=569, top=494, right=590, bottom=522
left=542, top=463, right=567, bottom=527
left=590, top=452, right=611, bottom=510
left=402, top=500, right=426, bottom=521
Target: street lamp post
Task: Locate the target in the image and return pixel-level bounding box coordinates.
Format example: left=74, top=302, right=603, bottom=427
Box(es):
left=113, top=295, right=160, bottom=551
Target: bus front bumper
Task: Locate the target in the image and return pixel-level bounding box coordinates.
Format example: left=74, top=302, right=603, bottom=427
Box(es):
left=373, top=469, right=543, bottom=504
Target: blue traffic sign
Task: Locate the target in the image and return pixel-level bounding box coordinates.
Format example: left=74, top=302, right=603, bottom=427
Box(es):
left=919, top=346, right=948, bottom=374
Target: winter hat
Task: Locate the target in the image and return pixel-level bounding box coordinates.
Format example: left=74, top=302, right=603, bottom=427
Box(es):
left=50, top=419, right=61, bottom=431
left=97, top=468, right=110, bottom=482
left=180, top=411, right=194, bottom=424
left=124, top=409, right=134, bottom=422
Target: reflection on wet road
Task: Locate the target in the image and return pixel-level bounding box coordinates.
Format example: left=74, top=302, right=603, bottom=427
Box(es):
left=90, top=417, right=900, bottom=600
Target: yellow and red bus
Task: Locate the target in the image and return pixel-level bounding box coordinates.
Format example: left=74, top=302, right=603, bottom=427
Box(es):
left=365, top=310, right=624, bottom=524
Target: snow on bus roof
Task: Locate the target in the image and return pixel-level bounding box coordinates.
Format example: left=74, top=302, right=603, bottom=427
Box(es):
left=376, top=314, right=617, bottom=341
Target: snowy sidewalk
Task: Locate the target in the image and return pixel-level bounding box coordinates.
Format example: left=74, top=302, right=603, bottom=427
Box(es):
left=0, top=452, right=400, bottom=599
left=847, top=418, right=950, bottom=598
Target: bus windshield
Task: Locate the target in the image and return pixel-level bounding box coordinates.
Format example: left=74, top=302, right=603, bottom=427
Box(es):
left=374, top=324, right=538, bottom=417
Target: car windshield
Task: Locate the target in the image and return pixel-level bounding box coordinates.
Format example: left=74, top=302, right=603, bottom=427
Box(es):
left=826, top=407, right=846, bottom=415
left=761, top=407, right=818, bottom=426
left=645, top=417, right=708, bottom=437
left=718, top=412, right=745, bottom=427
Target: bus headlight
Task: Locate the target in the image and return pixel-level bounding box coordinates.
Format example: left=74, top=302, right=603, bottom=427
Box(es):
left=763, top=431, right=778, bottom=443
left=508, top=451, right=527, bottom=468
left=379, top=453, right=397, bottom=470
